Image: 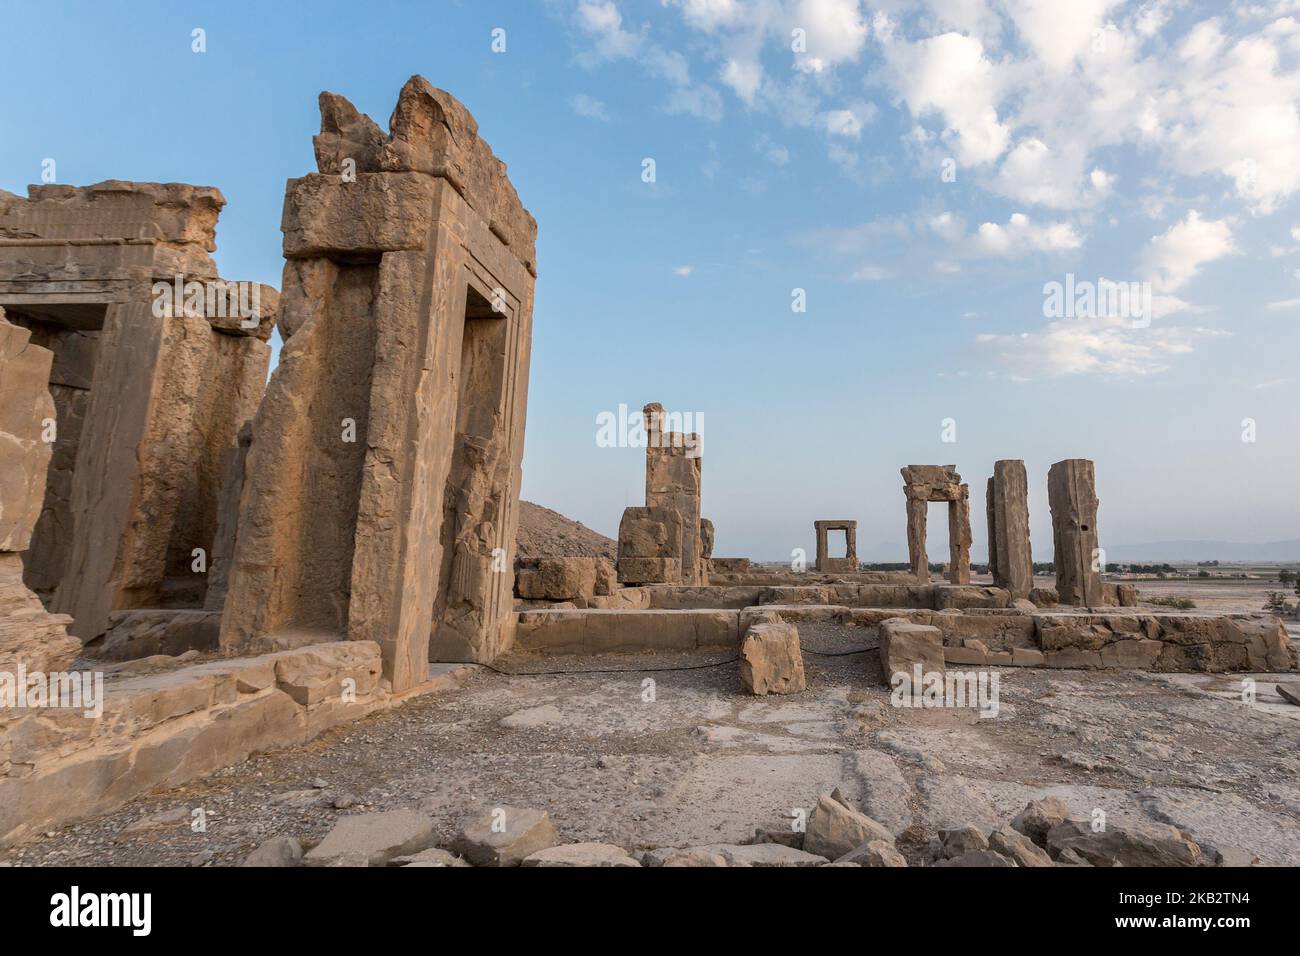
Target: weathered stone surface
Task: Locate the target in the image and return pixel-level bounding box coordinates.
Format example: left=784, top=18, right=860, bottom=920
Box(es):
left=95, top=609, right=220, bottom=660
left=1046, top=818, right=1202, bottom=867
left=740, top=621, right=806, bottom=695
left=937, top=824, right=988, bottom=858
left=835, top=839, right=908, bottom=867
left=521, top=842, right=639, bottom=867
left=658, top=843, right=827, bottom=867
left=878, top=619, right=945, bottom=685
left=0, top=311, right=54, bottom=552
left=699, top=518, right=714, bottom=563
left=305, top=809, right=435, bottom=866
left=1278, top=683, right=1300, bottom=707
left=989, top=825, right=1053, bottom=866
left=804, top=792, right=894, bottom=860
left=514, top=607, right=740, bottom=655
left=1048, top=459, right=1102, bottom=606
left=394, top=847, right=471, bottom=867
left=933, top=849, right=1017, bottom=867
left=515, top=557, right=599, bottom=601
left=986, top=460, right=1032, bottom=599
left=452, top=806, right=558, bottom=867
left=241, top=835, right=303, bottom=867
left=1012, top=797, right=1070, bottom=847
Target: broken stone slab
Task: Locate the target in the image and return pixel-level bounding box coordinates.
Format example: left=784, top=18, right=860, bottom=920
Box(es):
left=804, top=792, right=895, bottom=860
left=452, top=806, right=558, bottom=867
left=521, top=842, right=640, bottom=867
left=933, top=849, right=1017, bottom=867
left=672, top=844, right=827, bottom=867
left=878, top=618, right=944, bottom=687
left=988, top=826, right=1053, bottom=867
left=515, top=557, right=600, bottom=601
left=241, top=835, right=304, bottom=867
left=834, top=840, right=908, bottom=867
left=740, top=620, right=806, bottom=695
left=393, top=847, right=471, bottom=867
left=304, top=809, right=435, bottom=867
left=1045, top=818, right=1202, bottom=867
left=1276, top=683, right=1300, bottom=706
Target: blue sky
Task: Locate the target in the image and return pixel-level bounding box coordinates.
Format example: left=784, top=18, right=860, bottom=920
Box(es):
left=3, top=0, right=1298, bottom=561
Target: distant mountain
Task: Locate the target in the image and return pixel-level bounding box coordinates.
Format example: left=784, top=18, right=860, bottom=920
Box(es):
left=1102, top=540, right=1300, bottom=563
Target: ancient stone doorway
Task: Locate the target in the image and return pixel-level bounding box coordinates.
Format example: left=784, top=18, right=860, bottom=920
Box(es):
left=5, top=302, right=106, bottom=605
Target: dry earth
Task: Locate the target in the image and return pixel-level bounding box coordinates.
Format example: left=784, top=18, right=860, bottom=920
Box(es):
left=515, top=501, right=616, bottom=561
left=5, top=621, right=1298, bottom=867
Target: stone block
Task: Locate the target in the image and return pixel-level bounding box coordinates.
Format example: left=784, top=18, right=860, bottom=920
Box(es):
left=878, top=619, right=945, bottom=684
left=740, top=621, right=806, bottom=695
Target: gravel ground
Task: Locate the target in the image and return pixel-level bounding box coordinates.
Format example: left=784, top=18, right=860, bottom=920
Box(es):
left=4, top=621, right=1299, bottom=867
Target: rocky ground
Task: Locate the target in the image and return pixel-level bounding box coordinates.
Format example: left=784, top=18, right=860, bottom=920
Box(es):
left=3, top=621, right=1298, bottom=867
left=515, top=500, right=616, bottom=561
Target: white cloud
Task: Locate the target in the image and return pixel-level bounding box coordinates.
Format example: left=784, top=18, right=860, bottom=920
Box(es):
left=673, top=264, right=695, bottom=277
left=721, top=57, right=763, bottom=104
left=1004, top=0, right=1122, bottom=71
left=972, top=212, right=1084, bottom=256
left=1140, top=211, right=1235, bottom=293
left=790, top=0, right=871, bottom=74
left=575, top=1, right=641, bottom=61
left=568, top=93, right=611, bottom=121
left=851, top=263, right=892, bottom=280
left=669, top=0, right=744, bottom=32
left=1266, top=297, right=1300, bottom=309
left=977, top=314, right=1227, bottom=377
left=820, top=101, right=877, bottom=139
left=882, top=31, right=1010, bottom=166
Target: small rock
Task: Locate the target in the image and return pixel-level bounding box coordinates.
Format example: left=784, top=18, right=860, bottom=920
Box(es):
left=123, top=807, right=190, bottom=834
left=933, top=849, right=1017, bottom=867
left=1012, top=797, right=1069, bottom=848
left=189, top=849, right=215, bottom=867
left=312, top=778, right=329, bottom=789
left=988, top=826, right=1053, bottom=867
left=332, top=793, right=357, bottom=810
left=835, top=839, right=908, bottom=867
left=937, top=824, right=988, bottom=859
left=1276, top=683, right=1300, bottom=707
left=1054, top=847, right=1093, bottom=866
left=751, top=828, right=804, bottom=849
left=452, top=806, right=558, bottom=867
left=241, top=836, right=303, bottom=867
left=305, top=809, right=435, bottom=867
left=394, top=848, right=471, bottom=867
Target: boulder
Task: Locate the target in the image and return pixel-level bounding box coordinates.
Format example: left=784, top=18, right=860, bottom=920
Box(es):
left=740, top=621, right=806, bottom=695
left=1046, top=819, right=1202, bottom=867
left=304, top=809, right=435, bottom=867
left=241, top=835, right=303, bottom=867
left=452, top=806, right=558, bottom=867
left=937, top=824, right=988, bottom=859
left=988, top=826, right=1053, bottom=867
left=933, top=849, right=1017, bottom=867
left=804, top=792, right=895, bottom=860
left=394, top=848, right=471, bottom=867
left=878, top=619, right=944, bottom=686
left=1011, top=797, right=1069, bottom=848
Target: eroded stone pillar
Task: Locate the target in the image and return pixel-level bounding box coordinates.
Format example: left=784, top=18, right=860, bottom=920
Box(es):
left=1048, top=458, right=1101, bottom=606
left=987, top=459, right=1032, bottom=599
left=644, top=403, right=704, bottom=586
left=947, top=489, right=972, bottom=585
left=0, top=308, right=79, bottom=673
left=217, top=77, right=537, bottom=689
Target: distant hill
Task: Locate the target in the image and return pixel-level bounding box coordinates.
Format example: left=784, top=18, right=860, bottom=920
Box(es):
left=1103, top=540, right=1300, bottom=563
left=515, top=500, right=616, bottom=560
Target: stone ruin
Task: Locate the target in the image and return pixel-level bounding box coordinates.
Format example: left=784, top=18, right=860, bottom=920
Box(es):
left=616, top=403, right=707, bottom=587
left=0, top=76, right=1295, bottom=850
left=901, top=465, right=972, bottom=584
left=814, top=520, right=857, bottom=573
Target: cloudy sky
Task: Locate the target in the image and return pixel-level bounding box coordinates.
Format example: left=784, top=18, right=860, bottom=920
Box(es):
left=3, top=0, right=1298, bottom=560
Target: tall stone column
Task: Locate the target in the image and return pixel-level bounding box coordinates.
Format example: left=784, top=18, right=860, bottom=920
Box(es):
left=905, top=497, right=929, bottom=582
left=643, top=403, right=704, bottom=586
left=1048, top=458, right=1101, bottom=606
left=987, top=459, right=1032, bottom=598
left=947, top=487, right=972, bottom=585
